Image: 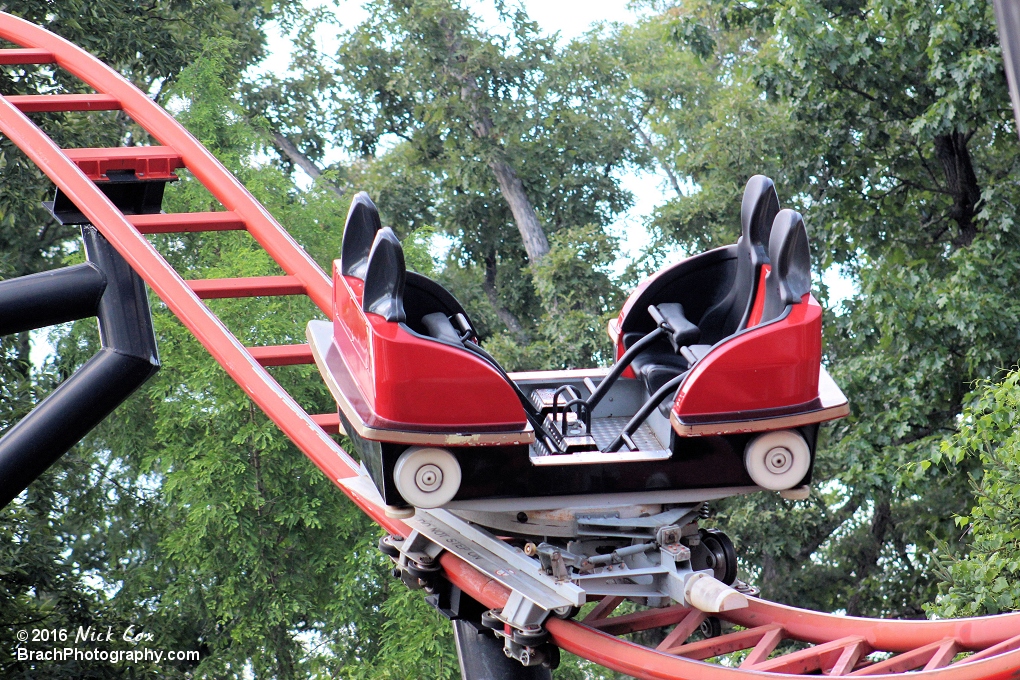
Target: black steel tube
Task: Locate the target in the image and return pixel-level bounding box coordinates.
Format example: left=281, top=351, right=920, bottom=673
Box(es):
left=605, top=371, right=688, bottom=453
left=0, top=263, right=106, bottom=335
left=81, top=225, right=159, bottom=362
left=0, top=348, right=156, bottom=507
left=0, top=225, right=159, bottom=508
left=585, top=325, right=666, bottom=413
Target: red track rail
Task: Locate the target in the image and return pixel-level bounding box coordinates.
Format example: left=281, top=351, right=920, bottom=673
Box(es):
left=3, top=11, right=1020, bottom=678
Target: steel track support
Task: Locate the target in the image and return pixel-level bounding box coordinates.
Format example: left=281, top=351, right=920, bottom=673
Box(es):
left=0, top=224, right=159, bottom=508
left=430, top=584, right=553, bottom=680
left=453, top=620, right=552, bottom=680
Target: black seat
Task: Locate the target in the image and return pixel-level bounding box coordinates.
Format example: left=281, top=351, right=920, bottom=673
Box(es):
left=630, top=337, right=692, bottom=394
left=342, top=189, right=478, bottom=337
left=760, top=209, right=811, bottom=323
left=340, top=192, right=382, bottom=280
left=362, top=228, right=406, bottom=322
left=353, top=201, right=478, bottom=341
left=698, top=175, right=779, bottom=342
left=405, top=273, right=473, bottom=342
left=630, top=176, right=779, bottom=397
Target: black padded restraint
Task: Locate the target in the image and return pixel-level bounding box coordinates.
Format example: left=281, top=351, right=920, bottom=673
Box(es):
left=362, top=228, right=406, bottom=322
left=655, top=303, right=701, bottom=352
left=340, top=192, right=382, bottom=279
left=760, top=209, right=811, bottom=324
left=422, top=312, right=464, bottom=345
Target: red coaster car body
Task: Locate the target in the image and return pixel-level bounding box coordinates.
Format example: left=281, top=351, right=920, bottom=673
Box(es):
left=309, top=178, right=848, bottom=516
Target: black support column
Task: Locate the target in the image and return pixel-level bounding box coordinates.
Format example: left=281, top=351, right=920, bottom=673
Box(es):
left=0, top=225, right=159, bottom=508
left=429, top=583, right=554, bottom=680
left=453, top=620, right=553, bottom=680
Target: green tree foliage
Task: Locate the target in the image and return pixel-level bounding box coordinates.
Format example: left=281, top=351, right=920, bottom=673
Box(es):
left=8, top=0, right=1020, bottom=677
left=614, top=0, right=1020, bottom=618
left=258, top=0, right=641, bottom=368
left=4, top=37, right=459, bottom=680
left=0, top=4, right=304, bottom=678
left=926, top=370, right=1020, bottom=618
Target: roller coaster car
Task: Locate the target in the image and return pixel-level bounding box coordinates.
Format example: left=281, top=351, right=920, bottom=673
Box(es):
left=307, top=176, right=849, bottom=523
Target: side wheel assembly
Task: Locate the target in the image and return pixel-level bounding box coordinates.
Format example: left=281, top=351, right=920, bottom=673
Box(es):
left=542, top=644, right=560, bottom=670
left=378, top=535, right=402, bottom=559
left=552, top=604, right=581, bottom=620
left=699, top=616, right=722, bottom=639
left=393, top=446, right=462, bottom=508
left=406, top=557, right=441, bottom=584
left=378, top=532, right=444, bottom=591
left=744, top=430, right=811, bottom=491
left=480, top=609, right=504, bottom=631
left=483, top=607, right=557, bottom=668
left=691, top=528, right=738, bottom=585
left=512, top=626, right=550, bottom=647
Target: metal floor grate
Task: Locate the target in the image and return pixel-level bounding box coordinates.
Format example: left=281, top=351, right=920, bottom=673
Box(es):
left=589, top=416, right=665, bottom=451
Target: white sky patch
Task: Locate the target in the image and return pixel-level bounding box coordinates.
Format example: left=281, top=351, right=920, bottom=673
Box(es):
left=822, top=265, right=859, bottom=312
left=609, top=166, right=678, bottom=276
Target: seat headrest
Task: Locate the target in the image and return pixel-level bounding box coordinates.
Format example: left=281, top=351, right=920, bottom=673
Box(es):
left=760, top=209, right=811, bottom=323
left=740, top=175, right=780, bottom=254
left=340, top=192, right=382, bottom=279
left=362, top=227, right=406, bottom=322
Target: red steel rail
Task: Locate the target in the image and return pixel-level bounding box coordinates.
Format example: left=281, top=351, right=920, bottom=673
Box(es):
left=3, top=10, right=1020, bottom=678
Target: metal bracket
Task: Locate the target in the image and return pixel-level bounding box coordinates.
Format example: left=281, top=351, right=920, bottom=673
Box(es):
left=405, top=508, right=584, bottom=669
left=407, top=509, right=585, bottom=610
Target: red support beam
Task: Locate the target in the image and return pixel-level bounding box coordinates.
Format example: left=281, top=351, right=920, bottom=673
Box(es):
left=63, top=146, right=184, bottom=181
left=186, top=276, right=305, bottom=299
left=747, top=635, right=869, bottom=675
left=310, top=413, right=342, bottom=435
left=739, top=626, right=784, bottom=668
left=582, top=596, right=625, bottom=623
left=0, top=47, right=52, bottom=64
left=585, top=604, right=691, bottom=636
left=248, top=344, right=314, bottom=367
left=656, top=610, right=706, bottom=654
left=129, top=212, right=246, bottom=234
left=5, top=94, right=120, bottom=112
left=667, top=623, right=783, bottom=661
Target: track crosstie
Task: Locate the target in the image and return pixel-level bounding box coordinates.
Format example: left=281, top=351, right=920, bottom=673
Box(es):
left=3, top=11, right=1020, bottom=678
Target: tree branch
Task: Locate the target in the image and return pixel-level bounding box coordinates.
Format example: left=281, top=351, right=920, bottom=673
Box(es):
left=484, top=251, right=529, bottom=344
left=271, top=131, right=344, bottom=200
left=635, top=125, right=683, bottom=197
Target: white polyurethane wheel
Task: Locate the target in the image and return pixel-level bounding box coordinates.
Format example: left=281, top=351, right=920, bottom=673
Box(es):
left=744, top=430, right=811, bottom=491
left=393, top=446, right=462, bottom=508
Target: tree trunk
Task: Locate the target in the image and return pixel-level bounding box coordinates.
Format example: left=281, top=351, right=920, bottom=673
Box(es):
left=487, top=159, right=550, bottom=263
left=933, top=131, right=981, bottom=247
left=846, top=498, right=893, bottom=617
left=635, top=125, right=683, bottom=197
left=439, top=18, right=550, bottom=264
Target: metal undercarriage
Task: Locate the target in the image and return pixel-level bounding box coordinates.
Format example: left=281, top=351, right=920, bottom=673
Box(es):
left=346, top=468, right=752, bottom=668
